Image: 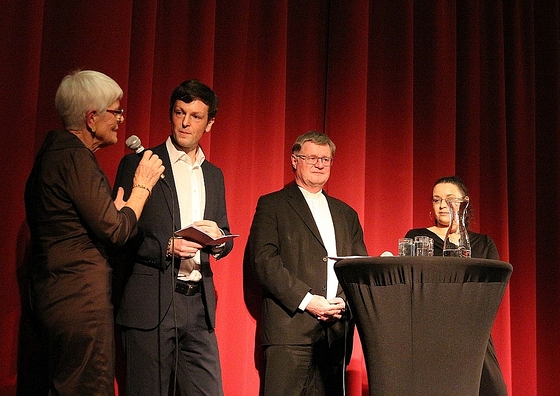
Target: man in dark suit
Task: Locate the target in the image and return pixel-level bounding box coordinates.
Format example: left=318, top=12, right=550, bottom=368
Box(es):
left=247, top=131, right=368, bottom=396
left=113, top=80, right=233, bottom=396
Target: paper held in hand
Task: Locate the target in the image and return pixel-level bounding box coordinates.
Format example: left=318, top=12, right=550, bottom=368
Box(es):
left=174, top=224, right=239, bottom=246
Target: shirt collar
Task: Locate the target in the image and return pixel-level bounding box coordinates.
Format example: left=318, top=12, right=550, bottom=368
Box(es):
left=166, top=136, right=206, bottom=166
left=298, top=185, right=323, bottom=200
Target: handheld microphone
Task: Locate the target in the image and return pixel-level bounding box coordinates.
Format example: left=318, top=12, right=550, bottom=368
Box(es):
left=125, top=135, right=145, bottom=154
left=126, top=135, right=165, bottom=179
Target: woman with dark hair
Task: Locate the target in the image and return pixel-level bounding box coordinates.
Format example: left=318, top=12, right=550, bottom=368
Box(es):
left=405, top=175, right=507, bottom=395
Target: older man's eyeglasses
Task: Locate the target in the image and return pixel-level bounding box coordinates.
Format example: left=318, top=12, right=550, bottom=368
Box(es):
left=294, top=154, right=333, bottom=167
left=106, top=108, right=124, bottom=117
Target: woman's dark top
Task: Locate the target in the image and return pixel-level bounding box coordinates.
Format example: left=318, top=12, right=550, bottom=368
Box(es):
left=405, top=228, right=499, bottom=259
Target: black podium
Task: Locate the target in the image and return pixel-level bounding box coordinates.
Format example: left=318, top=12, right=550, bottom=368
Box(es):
left=334, top=257, right=512, bottom=396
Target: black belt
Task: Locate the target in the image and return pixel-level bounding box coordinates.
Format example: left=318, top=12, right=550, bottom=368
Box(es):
left=175, top=279, right=201, bottom=296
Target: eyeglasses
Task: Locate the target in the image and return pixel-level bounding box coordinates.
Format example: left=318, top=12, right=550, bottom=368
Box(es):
left=431, top=196, right=464, bottom=205
left=294, top=154, right=333, bottom=167
left=105, top=108, right=124, bottom=117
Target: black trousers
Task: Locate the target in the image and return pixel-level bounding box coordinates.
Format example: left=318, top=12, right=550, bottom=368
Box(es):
left=122, top=292, right=223, bottom=396
left=263, top=338, right=346, bottom=396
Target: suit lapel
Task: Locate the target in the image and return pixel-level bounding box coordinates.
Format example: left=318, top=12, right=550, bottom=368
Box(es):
left=286, top=183, right=325, bottom=248
left=328, top=197, right=347, bottom=255
left=153, top=143, right=181, bottom=231
left=201, top=161, right=216, bottom=219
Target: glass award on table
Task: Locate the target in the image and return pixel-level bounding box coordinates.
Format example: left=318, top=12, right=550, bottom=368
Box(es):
left=443, top=196, right=471, bottom=257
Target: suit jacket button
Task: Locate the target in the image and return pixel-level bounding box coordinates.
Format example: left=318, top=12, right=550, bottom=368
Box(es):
left=322, top=257, right=327, bottom=262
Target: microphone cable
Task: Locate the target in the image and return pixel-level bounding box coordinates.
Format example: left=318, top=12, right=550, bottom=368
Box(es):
left=152, top=169, right=179, bottom=396
left=125, top=136, right=177, bottom=394
left=160, top=175, right=180, bottom=396
left=341, top=300, right=350, bottom=396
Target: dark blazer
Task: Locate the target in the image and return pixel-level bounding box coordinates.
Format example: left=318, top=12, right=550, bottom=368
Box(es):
left=113, top=142, right=233, bottom=330
left=248, top=182, right=368, bottom=347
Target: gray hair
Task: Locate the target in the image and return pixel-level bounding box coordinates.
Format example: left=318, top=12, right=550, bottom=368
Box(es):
left=291, top=131, right=336, bottom=156
left=55, top=70, right=123, bottom=130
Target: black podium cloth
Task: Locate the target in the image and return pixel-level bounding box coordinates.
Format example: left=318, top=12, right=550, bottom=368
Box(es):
left=334, top=257, right=512, bottom=396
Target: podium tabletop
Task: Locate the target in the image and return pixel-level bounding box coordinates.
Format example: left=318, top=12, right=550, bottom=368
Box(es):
left=334, top=256, right=512, bottom=285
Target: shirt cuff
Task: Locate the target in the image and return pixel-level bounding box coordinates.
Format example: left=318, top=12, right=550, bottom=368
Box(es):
left=298, top=292, right=314, bottom=312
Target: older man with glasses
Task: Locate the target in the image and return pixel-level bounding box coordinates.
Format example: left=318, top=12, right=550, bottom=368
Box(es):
left=246, top=131, right=368, bottom=396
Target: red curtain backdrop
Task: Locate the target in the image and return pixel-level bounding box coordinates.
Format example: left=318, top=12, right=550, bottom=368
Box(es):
left=1, top=1, right=558, bottom=395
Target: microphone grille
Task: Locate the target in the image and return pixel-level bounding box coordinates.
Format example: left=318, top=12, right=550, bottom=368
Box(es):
left=125, top=135, right=142, bottom=150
